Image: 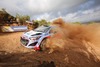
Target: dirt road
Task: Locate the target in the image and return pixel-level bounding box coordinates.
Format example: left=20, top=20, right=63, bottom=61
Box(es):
left=0, top=32, right=100, bottom=67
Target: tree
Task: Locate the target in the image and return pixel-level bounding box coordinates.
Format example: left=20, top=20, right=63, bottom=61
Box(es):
left=32, top=20, right=39, bottom=29
left=31, top=19, right=51, bottom=29
left=88, top=22, right=95, bottom=24
left=38, top=19, right=51, bottom=26
left=73, top=22, right=81, bottom=24
left=47, top=21, right=51, bottom=25
left=16, top=14, right=30, bottom=25
left=0, top=8, right=14, bottom=24
left=38, top=19, right=47, bottom=26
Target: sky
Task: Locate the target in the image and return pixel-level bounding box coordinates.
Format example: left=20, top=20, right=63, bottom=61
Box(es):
left=0, top=0, right=100, bottom=22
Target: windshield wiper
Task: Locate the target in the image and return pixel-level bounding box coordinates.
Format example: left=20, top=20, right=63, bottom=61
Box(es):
left=35, top=30, right=43, bottom=32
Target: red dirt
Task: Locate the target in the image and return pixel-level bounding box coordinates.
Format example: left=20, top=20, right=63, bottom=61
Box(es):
left=0, top=20, right=100, bottom=67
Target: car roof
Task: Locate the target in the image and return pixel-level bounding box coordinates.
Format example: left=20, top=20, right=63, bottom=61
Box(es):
left=42, top=25, right=58, bottom=29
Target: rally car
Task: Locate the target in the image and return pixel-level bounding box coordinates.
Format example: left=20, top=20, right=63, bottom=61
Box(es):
left=20, top=25, right=55, bottom=51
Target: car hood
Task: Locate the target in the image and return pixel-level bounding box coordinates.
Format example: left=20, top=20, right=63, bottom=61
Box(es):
left=24, top=30, right=42, bottom=37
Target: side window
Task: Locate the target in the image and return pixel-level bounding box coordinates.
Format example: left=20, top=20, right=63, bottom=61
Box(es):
left=44, top=28, right=49, bottom=32
left=49, top=29, right=53, bottom=33
left=49, top=28, right=57, bottom=34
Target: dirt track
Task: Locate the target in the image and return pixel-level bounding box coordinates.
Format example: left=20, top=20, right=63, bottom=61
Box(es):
left=0, top=32, right=100, bottom=67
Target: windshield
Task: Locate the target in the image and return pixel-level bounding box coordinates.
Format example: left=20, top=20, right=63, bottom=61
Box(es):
left=34, top=26, right=50, bottom=32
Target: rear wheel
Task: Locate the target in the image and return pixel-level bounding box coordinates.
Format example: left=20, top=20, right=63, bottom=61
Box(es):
left=40, top=39, right=47, bottom=51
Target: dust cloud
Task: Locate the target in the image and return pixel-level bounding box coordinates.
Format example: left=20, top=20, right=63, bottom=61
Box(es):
left=46, top=18, right=100, bottom=60
left=0, top=19, right=100, bottom=67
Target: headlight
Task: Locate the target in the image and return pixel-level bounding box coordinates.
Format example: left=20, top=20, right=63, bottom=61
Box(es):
left=30, top=36, right=41, bottom=40
left=30, top=38, right=36, bottom=40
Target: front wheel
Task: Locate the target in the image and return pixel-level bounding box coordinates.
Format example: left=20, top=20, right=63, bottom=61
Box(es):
left=40, top=39, right=47, bottom=51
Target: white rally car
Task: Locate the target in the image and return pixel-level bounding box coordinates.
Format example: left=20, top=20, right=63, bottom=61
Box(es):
left=20, top=25, right=55, bottom=51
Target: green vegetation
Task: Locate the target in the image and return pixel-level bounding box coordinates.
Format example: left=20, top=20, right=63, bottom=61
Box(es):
left=0, top=8, right=51, bottom=30
left=0, top=8, right=15, bottom=24
left=73, top=22, right=81, bottom=24
left=33, top=19, right=51, bottom=26
left=88, top=22, right=95, bottom=24
left=31, top=19, right=51, bottom=29
left=16, top=14, right=30, bottom=25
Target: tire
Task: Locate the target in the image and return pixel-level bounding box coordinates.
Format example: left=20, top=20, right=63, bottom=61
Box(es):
left=40, top=39, right=47, bottom=51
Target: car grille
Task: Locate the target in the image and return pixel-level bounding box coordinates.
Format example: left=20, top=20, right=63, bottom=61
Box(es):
left=29, top=42, right=37, bottom=46
left=20, top=37, right=29, bottom=46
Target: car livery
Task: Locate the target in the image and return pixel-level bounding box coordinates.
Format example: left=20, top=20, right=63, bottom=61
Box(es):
left=20, top=25, right=54, bottom=51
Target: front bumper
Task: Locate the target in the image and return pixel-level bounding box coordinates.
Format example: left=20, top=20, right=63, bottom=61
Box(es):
left=20, top=37, right=40, bottom=50
left=20, top=37, right=29, bottom=46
